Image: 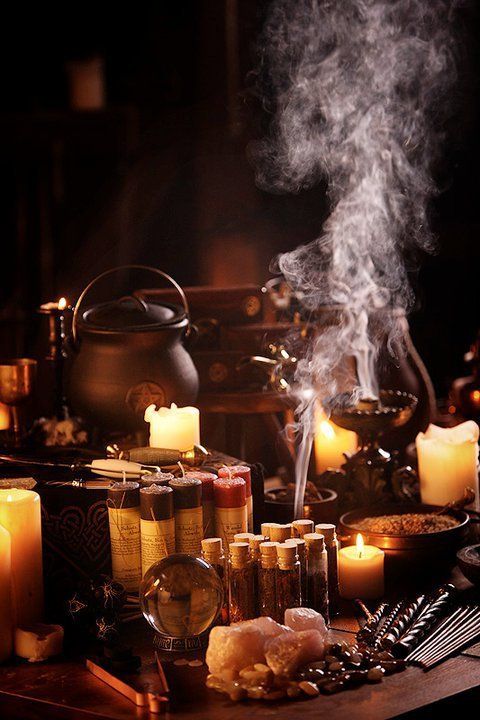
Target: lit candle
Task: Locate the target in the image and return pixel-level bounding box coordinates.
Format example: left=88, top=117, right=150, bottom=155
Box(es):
left=416, top=422, right=479, bottom=507
left=314, top=408, right=358, bottom=474
left=144, top=403, right=200, bottom=452
left=0, top=489, right=44, bottom=625
left=338, top=534, right=384, bottom=599
left=0, top=524, right=13, bottom=661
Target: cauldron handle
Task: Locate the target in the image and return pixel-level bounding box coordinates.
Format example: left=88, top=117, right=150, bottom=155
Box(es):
left=72, top=265, right=191, bottom=345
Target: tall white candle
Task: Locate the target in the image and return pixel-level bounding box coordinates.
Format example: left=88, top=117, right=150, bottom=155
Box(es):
left=144, top=403, right=200, bottom=452
left=338, top=534, right=384, bottom=599
left=0, top=489, right=44, bottom=625
left=416, top=422, right=479, bottom=507
left=314, top=408, right=358, bottom=474
left=0, top=524, right=13, bottom=661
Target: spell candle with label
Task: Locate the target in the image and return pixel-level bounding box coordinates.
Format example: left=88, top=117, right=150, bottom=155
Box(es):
left=213, top=477, right=247, bottom=547
left=107, top=482, right=141, bottom=591
left=316, top=523, right=340, bottom=614
left=169, top=477, right=203, bottom=555
left=258, top=541, right=279, bottom=621
left=219, top=465, right=253, bottom=532
left=186, top=471, right=217, bottom=539
left=202, top=537, right=228, bottom=624
left=304, top=532, right=329, bottom=621
left=228, top=542, right=256, bottom=622
left=140, top=485, right=175, bottom=576
left=276, top=542, right=301, bottom=619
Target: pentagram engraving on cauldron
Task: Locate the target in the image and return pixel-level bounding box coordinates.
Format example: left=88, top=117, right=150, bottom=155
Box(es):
left=126, top=382, right=166, bottom=414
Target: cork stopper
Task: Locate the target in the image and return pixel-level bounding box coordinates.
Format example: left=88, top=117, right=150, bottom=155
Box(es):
left=108, top=481, right=140, bottom=509
left=140, top=484, right=173, bottom=520
left=304, top=532, right=326, bottom=552
left=260, top=522, right=279, bottom=538
left=259, top=540, right=278, bottom=568
left=315, top=523, right=337, bottom=544
left=185, top=471, right=217, bottom=502
left=286, top=537, right=306, bottom=558
left=169, top=477, right=202, bottom=509
left=229, top=541, right=250, bottom=567
left=269, top=524, right=292, bottom=543
left=234, top=532, right=255, bottom=543
left=291, top=519, right=314, bottom=537
left=140, top=471, right=174, bottom=487
left=276, top=542, right=298, bottom=568
left=213, top=477, right=246, bottom=508
left=202, top=537, right=223, bottom=557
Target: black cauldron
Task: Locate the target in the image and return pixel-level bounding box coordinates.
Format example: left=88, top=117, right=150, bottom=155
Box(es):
left=66, top=265, right=198, bottom=434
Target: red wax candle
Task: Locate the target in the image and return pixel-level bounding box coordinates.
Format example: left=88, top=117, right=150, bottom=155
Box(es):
left=219, top=466, right=253, bottom=532
left=186, top=471, right=217, bottom=538
left=213, top=477, right=247, bottom=547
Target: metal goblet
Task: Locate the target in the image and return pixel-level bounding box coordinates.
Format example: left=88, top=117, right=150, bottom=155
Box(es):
left=0, top=359, right=37, bottom=447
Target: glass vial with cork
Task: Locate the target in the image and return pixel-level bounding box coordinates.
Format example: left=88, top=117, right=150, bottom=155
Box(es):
left=140, top=484, right=175, bottom=576
left=202, top=537, right=229, bottom=624
left=228, top=541, right=256, bottom=623
left=304, top=532, right=329, bottom=621
left=213, top=477, right=247, bottom=548
left=286, top=537, right=306, bottom=605
left=169, top=477, right=203, bottom=555
left=316, top=523, right=339, bottom=615
left=269, top=524, right=292, bottom=543
left=276, top=542, right=301, bottom=620
left=107, top=481, right=142, bottom=591
left=258, top=541, right=279, bottom=621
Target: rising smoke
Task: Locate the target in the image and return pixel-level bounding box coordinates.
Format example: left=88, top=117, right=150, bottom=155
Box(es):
left=253, top=0, right=457, bottom=515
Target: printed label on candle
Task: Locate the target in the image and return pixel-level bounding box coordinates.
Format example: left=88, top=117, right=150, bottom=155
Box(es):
left=108, top=507, right=141, bottom=591
left=140, top=517, right=176, bottom=576
left=203, top=501, right=216, bottom=539
left=175, top=507, right=203, bottom=554
left=215, top=506, right=248, bottom=547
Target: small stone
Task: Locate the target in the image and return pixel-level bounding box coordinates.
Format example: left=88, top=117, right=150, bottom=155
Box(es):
left=299, top=681, right=320, bottom=696
left=344, top=670, right=367, bottom=685
left=287, top=683, right=301, bottom=698
left=247, top=686, right=267, bottom=700
left=308, top=660, right=326, bottom=670
left=350, top=652, right=363, bottom=664
left=325, top=654, right=338, bottom=663
left=284, top=607, right=327, bottom=637
left=253, top=663, right=271, bottom=672
left=377, top=650, right=394, bottom=660
left=265, top=629, right=325, bottom=677
left=322, top=680, right=345, bottom=694
left=367, top=666, right=385, bottom=682
left=328, top=661, right=344, bottom=673
left=264, top=689, right=286, bottom=700
left=380, top=660, right=406, bottom=675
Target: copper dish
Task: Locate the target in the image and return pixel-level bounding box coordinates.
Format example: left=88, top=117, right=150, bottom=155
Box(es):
left=340, top=503, right=470, bottom=585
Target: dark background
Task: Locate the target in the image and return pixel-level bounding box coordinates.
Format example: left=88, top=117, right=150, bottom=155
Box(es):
left=0, top=0, right=478, bottom=399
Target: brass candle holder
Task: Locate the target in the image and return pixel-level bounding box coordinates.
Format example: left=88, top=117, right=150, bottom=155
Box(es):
left=0, top=358, right=37, bottom=447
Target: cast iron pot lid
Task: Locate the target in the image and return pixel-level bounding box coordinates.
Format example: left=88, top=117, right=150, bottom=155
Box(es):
left=81, top=296, right=186, bottom=332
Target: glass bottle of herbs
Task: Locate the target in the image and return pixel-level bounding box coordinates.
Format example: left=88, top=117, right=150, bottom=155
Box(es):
left=249, top=534, right=268, bottom=617
left=291, top=519, right=314, bottom=538
left=286, top=537, right=306, bottom=606
left=304, top=532, right=329, bottom=622
left=276, top=542, right=301, bottom=620
left=228, top=542, right=256, bottom=623
left=258, top=541, right=279, bottom=621
left=315, top=523, right=339, bottom=615
left=202, top=537, right=229, bottom=624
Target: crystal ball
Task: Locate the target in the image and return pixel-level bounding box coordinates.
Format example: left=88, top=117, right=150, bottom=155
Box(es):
left=140, top=553, right=224, bottom=638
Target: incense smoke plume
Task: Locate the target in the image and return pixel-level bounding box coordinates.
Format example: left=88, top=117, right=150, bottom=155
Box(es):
left=254, top=0, right=457, bottom=516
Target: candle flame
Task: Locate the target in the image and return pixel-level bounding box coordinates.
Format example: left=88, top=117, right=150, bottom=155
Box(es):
left=58, top=297, right=67, bottom=310
left=6, top=494, right=13, bottom=502
left=319, top=419, right=336, bottom=440
left=356, top=533, right=364, bottom=558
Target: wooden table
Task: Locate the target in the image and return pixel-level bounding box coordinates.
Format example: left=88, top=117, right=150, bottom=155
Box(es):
left=1, top=572, right=480, bottom=720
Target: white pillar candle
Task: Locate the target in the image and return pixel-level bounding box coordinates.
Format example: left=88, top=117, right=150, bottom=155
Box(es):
left=0, top=524, right=13, bottom=661
left=144, top=403, right=200, bottom=452
left=416, top=422, right=479, bottom=507
left=338, top=534, right=384, bottom=599
left=314, top=408, right=358, bottom=474
left=0, top=489, right=44, bottom=625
